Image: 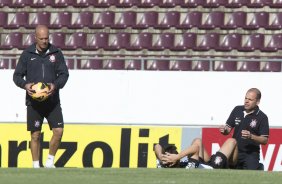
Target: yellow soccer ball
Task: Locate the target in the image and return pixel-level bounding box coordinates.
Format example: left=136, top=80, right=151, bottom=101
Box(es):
left=31, top=82, right=50, bottom=102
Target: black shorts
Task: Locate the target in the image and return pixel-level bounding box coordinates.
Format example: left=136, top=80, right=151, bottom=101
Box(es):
left=27, top=102, right=64, bottom=132
left=208, top=151, right=228, bottom=169
left=236, top=152, right=260, bottom=170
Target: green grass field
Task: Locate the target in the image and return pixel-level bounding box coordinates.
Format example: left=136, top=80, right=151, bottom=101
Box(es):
left=0, top=168, right=281, bottom=184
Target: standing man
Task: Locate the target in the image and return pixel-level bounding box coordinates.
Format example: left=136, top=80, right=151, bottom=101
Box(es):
left=13, top=25, right=69, bottom=168
left=220, top=88, right=269, bottom=170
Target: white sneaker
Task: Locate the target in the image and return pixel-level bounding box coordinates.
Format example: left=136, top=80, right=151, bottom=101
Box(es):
left=45, top=164, right=56, bottom=168
left=185, top=161, right=197, bottom=169
left=198, top=163, right=214, bottom=169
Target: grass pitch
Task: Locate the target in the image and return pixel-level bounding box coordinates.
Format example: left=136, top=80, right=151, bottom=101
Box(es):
left=0, top=168, right=281, bottom=184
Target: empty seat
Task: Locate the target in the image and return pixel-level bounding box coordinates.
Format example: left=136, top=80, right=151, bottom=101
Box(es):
left=125, top=59, right=142, bottom=70
left=194, top=33, right=220, bottom=51
left=171, top=33, right=196, bottom=51
left=221, top=11, right=246, bottom=30
left=127, top=33, right=153, bottom=51
left=0, top=32, right=23, bottom=50
left=90, top=11, right=114, bottom=29
left=92, top=0, right=116, bottom=7
left=238, top=34, right=264, bottom=52
left=73, top=0, right=92, bottom=7
left=0, top=0, right=11, bottom=7
left=170, top=59, right=192, bottom=71
left=50, top=0, right=76, bottom=8
left=237, top=57, right=260, bottom=72
left=10, top=0, right=33, bottom=8
left=137, top=0, right=161, bottom=8
left=159, top=0, right=184, bottom=7
left=261, top=34, right=282, bottom=52
left=246, top=0, right=271, bottom=8
left=112, top=11, right=136, bottom=29
left=84, top=33, right=109, bottom=51
left=243, top=12, right=269, bottom=30
left=116, top=0, right=139, bottom=7
left=199, top=11, right=224, bottom=30
left=155, top=11, right=180, bottom=29
left=177, top=11, right=202, bottom=29
left=149, top=33, right=174, bottom=51
left=202, top=0, right=225, bottom=8
left=65, top=32, right=87, bottom=50
left=49, top=12, right=72, bottom=29
left=266, top=12, right=282, bottom=30
left=70, top=11, right=93, bottom=29
left=81, top=58, right=103, bottom=69
left=192, top=59, right=210, bottom=71
left=6, top=12, right=29, bottom=29
left=225, top=0, right=248, bottom=8
left=105, top=32, right=130, bottom=51
left=268, top=0, right=282, bottom=8
left=22, top=33, right=35, bottom=49
left=213, top=58, right=237, bottom=71
left=216, top=33, right=241, bottom=51
left=133, top=11, right=158, bottom=29
left=64, top=58, right=81, bottom=70
left=0, top=12, right=8, bottom=28
left=103, top=58, right=125, bottom=70
left=0, top=58, right=9, bottom=69
left=180, top=0, right=205, bottom=7
left=49, top=32, right=66, bottom=49
left=30, top=0, right=54, bottom=7
left=145, top=59, right=170, bottom=71
left=28, top=12, right=51, bottom=29
left=261, top=61, right=282, bottom=72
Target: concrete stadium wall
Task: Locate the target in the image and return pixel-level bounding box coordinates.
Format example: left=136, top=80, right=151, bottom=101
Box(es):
left=1, top=70, right=282, bottom=127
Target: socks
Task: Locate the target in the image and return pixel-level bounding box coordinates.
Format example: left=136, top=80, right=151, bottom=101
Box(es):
left=33, top=160, right=40, bottom=168
left=45, top=154, right=55, bottom=168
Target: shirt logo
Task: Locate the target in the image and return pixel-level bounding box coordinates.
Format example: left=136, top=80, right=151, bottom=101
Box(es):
left=49, top=55, right=56, bottom=63
left=34, top=120, right=40, bottom=128
left=31, top=58, right=36, bottom=61
left=235, top=117, right=241, bottom=125
left=250, top=119, right=257, bottom=128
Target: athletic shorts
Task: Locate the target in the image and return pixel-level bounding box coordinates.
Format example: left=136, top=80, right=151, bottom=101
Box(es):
left=208, top=151, right=228, bottom=169
left=236, top=152, right=261, bottom=170
left=27, top=102, right=64, bottom=132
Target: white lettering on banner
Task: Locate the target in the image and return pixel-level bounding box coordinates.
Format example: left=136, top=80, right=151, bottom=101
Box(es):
left=211, top=143, right=220, bottom=155
left=273, top=144, right=282, bottom=171
left=260, top=144, right=275, bottom=171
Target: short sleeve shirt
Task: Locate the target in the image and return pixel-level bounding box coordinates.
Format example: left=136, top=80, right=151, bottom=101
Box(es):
left=226, top=105, right=269, bottom=153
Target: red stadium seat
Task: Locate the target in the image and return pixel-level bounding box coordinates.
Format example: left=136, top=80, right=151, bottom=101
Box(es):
left=133, top=11, right=158, bottom=29
left=81, top=58, right=103, bottom=70
left=145, top=58, right=170, bottom=71
left=105, top=32, right=130, bottom=51
left=84, top=32, right=109, bottom=51
left=6, top=12, right=29, bottom=29
left=149, top=33, right=174, bottom=51
left=127, top=33, right=153, bottom=51
left=103, top=58, right=125, bottom=70
left=170, top=59, right=192, bottom=71
left=49, top=12, right=72, bottom=29
left=90, top=11, right=114, bottom=29
left=213, top=58, right=237, bottom=71
left=177, top=11, right=202, bottom=29
left=0, top=32, right=23, bottom=50
left=69, top=11, right=93, bottom=29
left=28, top=12, right=51, bottom=29
left=171, top=33, right=196, bottom=51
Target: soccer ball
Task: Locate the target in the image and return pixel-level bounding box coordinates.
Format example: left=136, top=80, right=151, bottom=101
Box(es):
left=31, top=82, right=50, bottom=102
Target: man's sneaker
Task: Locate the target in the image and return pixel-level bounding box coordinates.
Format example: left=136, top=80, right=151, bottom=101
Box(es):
left=198, top=163, right=214, bottom=169
left=185, top=161, right=197, bottom=169
left=45, top=163, right=56, bottom=168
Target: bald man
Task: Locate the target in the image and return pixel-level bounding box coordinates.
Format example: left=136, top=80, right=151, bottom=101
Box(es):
left=13, top=25, right=69, bottom=168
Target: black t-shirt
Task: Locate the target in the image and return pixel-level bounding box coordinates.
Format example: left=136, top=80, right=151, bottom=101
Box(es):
left=226, top=105, right=269, bottom=154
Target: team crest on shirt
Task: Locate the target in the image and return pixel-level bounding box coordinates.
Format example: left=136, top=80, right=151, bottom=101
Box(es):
left=49, top=55, right=56, bottom=62
left=34, top=120, right=40, bottom=128
left=250, top=119, right=257, bottom=128
left=214, top=156, right=222, bottom=165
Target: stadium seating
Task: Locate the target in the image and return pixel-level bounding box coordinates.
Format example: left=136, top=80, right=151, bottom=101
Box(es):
left=238, top=34, right=264, bottom=52
left=266, top=12, right=282, bottom=30
left=49, top=32, right=66, bottom=49
left=0, top=32, right=23, bottom=50
left=171, top=33, right=197, bottom=51
left=177, top=11, right=202, bottom=29
left=112, top=11, right=136, bottom=29
left=261, top=61, right=282, bottom=72
left=49, top=12, right=72, bottom=29
left=261, top=34, right=282, bottom=52
left=90, top=11, right=114, bottom=29
left=69, top=11, right=93, bottom=29
left=192, top=59, right=210, bottom=71
left=9, top=0, right=33, bottom=8
left=80, top=58, right=103, bottom=70
left=145, top=59, right=170, bottom=70
left=243, top=12, right=269, bottom=30
left=22, top=33, right=35, bottom=49
left=28, top=12, right=51, bottom=29
left=221, top=11, right=246, bottom=30
left=127, top=33, right=153, bottom=51
left=105, top=32, right=130, bottom=51
left=216, top=33, right=241, bottom=51
left=0, top=12, right=8, bottom=28
left=116, top=0, right=139, bottom=8
left=125, top=59, right=142, bottom=70
left=103, top=58, right=125, bottom=70
left=170, top=59, right=192, bottom=71
left=159, top=0, right=184, bottom=8
left=149, top=33, right=174, bottom=51
left=154, top=11, right=180, bottom=29
left=65, top=32, right=87, bottom=50
left=30, top=0, right=53, bottom=8
left=84, top=32, right=109, bottom=51
left=133, top=11, right=158, bottom=29
left=199, top=11, right=224, bottom=30
left=194, top=33, right=220, bottom=51
left=180, top=0, right=205, bottom=8
left=213, top=58, right=237, bottom=71
left=6, top=12, right=29, bottom=29
left=237, top=58, right=261, bottom=72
